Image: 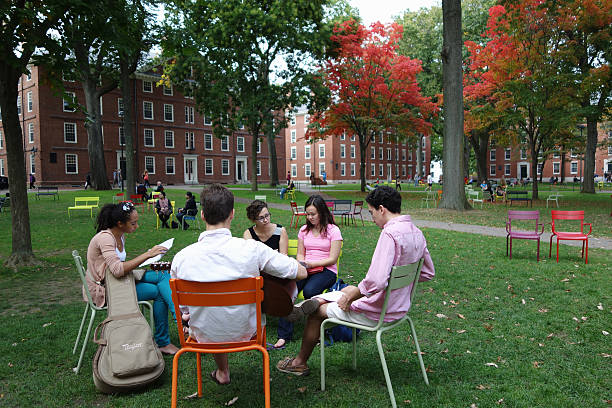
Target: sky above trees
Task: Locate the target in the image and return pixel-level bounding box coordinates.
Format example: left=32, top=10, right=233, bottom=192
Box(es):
left=350, top=0, right=438, bottom=25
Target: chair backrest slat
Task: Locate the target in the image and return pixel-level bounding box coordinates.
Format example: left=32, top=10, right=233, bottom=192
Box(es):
left=288, top=239, right=298, bottom=257
left=73, top=250, right=95, bottom=306
left=376, top=259, right=424, bottom=326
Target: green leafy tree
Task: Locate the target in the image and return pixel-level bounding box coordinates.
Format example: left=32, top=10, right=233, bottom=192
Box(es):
left=162, top=0, right=330, bottom=190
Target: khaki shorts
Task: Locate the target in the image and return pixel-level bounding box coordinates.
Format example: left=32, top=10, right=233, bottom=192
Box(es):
left=326, top=302, right=378, bottom=327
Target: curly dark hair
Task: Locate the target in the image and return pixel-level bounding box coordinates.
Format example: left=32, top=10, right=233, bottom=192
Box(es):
left=95, top=202, right=135, bottom=232
left=246, top=200, right=268, bottom=222
left=365, top=186, right=402, bottom=214
left=303, top=194, right=335, bottom=236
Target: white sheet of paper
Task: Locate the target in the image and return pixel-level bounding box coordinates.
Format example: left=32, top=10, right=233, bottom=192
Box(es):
left=313, top=291, right=344, bottom=303
left=138, top=238, right=174, bottom=267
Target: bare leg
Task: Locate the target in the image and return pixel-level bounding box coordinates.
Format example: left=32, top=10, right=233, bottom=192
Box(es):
left=290, top=303, right=329, bottom=368
left=212, top=353, right=230, bottom=384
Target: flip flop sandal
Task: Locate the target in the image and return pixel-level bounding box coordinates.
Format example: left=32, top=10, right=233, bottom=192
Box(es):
left=266, top=342, right=287, bottom=351
left=210, top=369, right=231, bottom=385
left=276, top=357, right=310, bottom=376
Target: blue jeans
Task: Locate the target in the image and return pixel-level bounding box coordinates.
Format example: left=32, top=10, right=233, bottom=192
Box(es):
left=277, top=268, right=336, bottom=341
left=135, top=271, right=176, bottom=347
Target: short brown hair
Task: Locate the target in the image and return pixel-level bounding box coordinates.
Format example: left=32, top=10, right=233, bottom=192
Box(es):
left=201, top=184, right=234, bottom=224
left=246, top=200, right=268, bottom=222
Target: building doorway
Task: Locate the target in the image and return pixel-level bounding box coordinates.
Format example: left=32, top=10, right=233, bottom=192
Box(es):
left=518, top=162, right=529, bottom=179
left=236, top=157, right=247, bottom=184
left=184, top=155, right=198, bottom=184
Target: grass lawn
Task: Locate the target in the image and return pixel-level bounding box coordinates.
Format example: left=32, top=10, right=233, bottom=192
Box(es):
left=0, top=190, right=610, bottom=407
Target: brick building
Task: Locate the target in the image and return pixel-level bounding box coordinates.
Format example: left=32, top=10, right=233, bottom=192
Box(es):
left=0, top=65, right=285, bottom=187
left=485, top=123, right=612, bottom=183
left=284, top=106, right=431, bottom=184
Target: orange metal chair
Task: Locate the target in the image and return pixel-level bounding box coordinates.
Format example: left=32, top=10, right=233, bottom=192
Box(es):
left=169, top=277, right=270, bottom=408
left=549, top=210, right=592, bottom=264
left=290, top=201, right=306, bottom=228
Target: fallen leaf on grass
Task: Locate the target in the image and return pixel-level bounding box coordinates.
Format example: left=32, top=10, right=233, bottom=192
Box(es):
left=497, top=398, right=504, bottom=404
left=532, top=361, right=542, bottom=368
left=546, top=333, right=554, bottom=339
left=603, top=331, right=609, bottom=336
left=42, top=322, right=53, bottom=328
left=441, top=348, right=448, bottom=353
left=225, top=396, right=239, bottom=406
left=521, top=299, right=526, bottom=305
left=183, top=392, right=199, bottom=400
left=483, top=324, right=494, bottom=331
left=470, top=403, right=478, bottom=408
left=403, top=400, right=411, bottom=404
left=456, top=330, right=467, bottom=334
left=435, top=313, right=448, bottom=319
left=11, top=343, right=17, bottom=347
left=8, top=363, right=13, bottom=368
left=466, top=350, right=472, bottom=353
left=457, top=313, right=465, bottom=319
left=476, top=384, right=490, bottom=390
left=538, top=309, right=548, bottom=313
left=572, top=317, right=580, bottom=322
left=598, top=353, right=612, bottom=358
left=561, top=278, right=570, bottom=282
left=297, top=387, right=307, bottom=393
left=597, top=303, right=603, bottom=310
left=485, top=362, right=498, bottom=368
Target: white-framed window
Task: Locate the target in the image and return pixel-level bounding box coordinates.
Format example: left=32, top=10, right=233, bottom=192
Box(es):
left=396, top=164, right=399, bottom=177
left=304, top=163, right=311, bottom=177
left=570, top=161, right=578, bottom=174
left=237, top=136, right=244, bottom=152
left=371, top=163, right=375, bottom=177
left=117, top=98, right=124, bottom=117
left=379, top=147, right=383, bottom=160
left=371, top=147, right=375, bottom=159
left=553, top=162, right=560, bottom=174
left=119, top=127, right=125, bottom=146
left=164, top=104, right=174, bottom=122
left=409, top=150, right=412, bottom=161
left=422, top=136, right=426, bottom=148
left=204, top=115, right=212, bottom=125
left=28, top=123, right=34, bottom=143
left=222, top=159, right=230, bottom=175
left=340, top=144, right=346, bottom=158
left=27, top=91, right=33, bottom=112
left=340, top=163, right=346, bottom=176
left=304, top=114, right=310, bottom=124
left=553, top=151, right=560, bottom=159
left=0, top=131, right=3, bottom=149
left=257, top=160, right=262, bottom=176
left=319, top=162, right=325, bottom=176
left=570, top=150, right=577, bottom=158
left=26, top=70, right=32, bottom=81
left=537, top=163, right=543, bottom=175
left=185, top=132, right=194, bottom=150
left=291, top=164, right=297, bottom=178
left=387, top=148, right=392, bottom=160
left=65, top=154, right=78, bottom=174
left=402, top=149, right=406, bottom=161
left=165, top=157, right=175, bottom=174
left=143, top=101, right=153, bottom=119
left=17, top=95, right=21, bottom=115
left=520, top=149, right=527, bottom=160
left=290, top=130, right=296, bottom=143
left=185, top=106, right=194, bottom=123
left=163, top=84, right=173, bottom=96
left=221, top=135, right=229, bottom=151
left=165, top=130, right=174, bottom=148
left=257, top=139, right=261, bottom=154
left=62, top=71, right=75, bottom=82
left=145, top=156, right=155, bottom=174
left=290, top=116, right=296, bottom=125
left=402, top=165, right=406, bottom=176
left=204, top=134, right=213, bottom=150
left=608, top=145, right=612, bottom=155
left=505, top=164, right=511, bottom=176
left=340, top=132, right=346, bottom=141
left=379, top=164, right=384, bottom=177
left=490, top=150, right=496, bottom=161
left=291, top=146, right=297, bottom=160
left=143, top=128, right=154, bottom=147
left=351, top=145, right=356, bottom=159
left=490, top=164, right=496, bottom=176
left=379, top=133, right=384, bottom=143
left=350, top=162, right=356, bottom=176
left=505, top=148, right=511, bottom=160
left=29, top=153, right=35, bottom=174
left=64, top=122, right=77, bottom=143
left=0, top=158, right=4, bottom=176
left=143, top=80, right=153, bottom=93
left=305, top=145, right=311, bottom=159
left=351, top=134, right=356, bottom=142
left=63, top=92, right=76, bottom=112
left=395, top=148, right=399, bottom=161
left=318, top=144, right=325, bottom=158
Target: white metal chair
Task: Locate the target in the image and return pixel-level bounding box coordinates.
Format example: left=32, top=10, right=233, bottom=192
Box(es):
left=71, top=250, right=154, bottom=374
left=546, top=192, right=563, bottom=208
left=320, top=259, right=428, bottom=408
left=420, top=190, right=436, bottom=208
left=254, top=195, right=267, bottom=202
left=468, top=190, right=483, bottom=208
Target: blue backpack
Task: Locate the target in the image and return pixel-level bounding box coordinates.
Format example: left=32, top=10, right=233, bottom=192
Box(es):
left=324, top=279, right=360, bottom=346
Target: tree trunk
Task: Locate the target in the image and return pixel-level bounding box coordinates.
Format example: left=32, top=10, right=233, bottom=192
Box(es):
left=119, top=66, right=136, bottom=197
left=530, top=145, right=539, bottom=200
left=463, top=134, right=471, bottom=180
left=82, top=79, right=111, bottom=190
left=581, top=117, right=597, bottom=193
left=0, top=71, right=36, bottom=267
left=359, top=137, right=368, bottom=192
left=560, top=151, right=566, bottom=183
left=439, top=0, right=469, bottom=210
left=250, top=133, right=260, bottom=191
left=469, top=131, right=488, bottom=184
left=266, top=131, right=279, bottom=187
left=416, top=137, right=423, bottom=178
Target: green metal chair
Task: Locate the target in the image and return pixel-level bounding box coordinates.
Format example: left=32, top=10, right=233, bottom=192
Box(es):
left=71, top=250, right=154, bottom=374
left=320, top=259, right=428, bottom=408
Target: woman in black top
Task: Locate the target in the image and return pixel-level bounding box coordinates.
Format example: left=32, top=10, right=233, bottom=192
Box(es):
left=243, top=200, right=288, bottom=254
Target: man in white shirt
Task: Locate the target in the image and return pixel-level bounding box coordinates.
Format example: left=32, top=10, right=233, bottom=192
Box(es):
left=171, top=184, right=308, bottom=385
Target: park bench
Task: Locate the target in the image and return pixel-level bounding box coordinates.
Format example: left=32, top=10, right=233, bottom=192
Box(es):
left=68, top=197, right=100, bottom=218
left=506, top=190, right=532, bottom=207
left=35, top=186, right=59, bottom=200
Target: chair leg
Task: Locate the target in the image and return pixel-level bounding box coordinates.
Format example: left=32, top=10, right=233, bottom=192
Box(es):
left=196, top=352, right=203, bottom=397
left=260, top=347, right=271, bottom=408
left=549, top=235, right=553, bottom=258
left=536, top=239, right=540, bottom=262
left=73, top=303, right=90, bottom=354
left=320, top=321, right=328, bottom=391
left=509, top=238, right=512, bottom=259
left=556, top=239, right=560, bottom=263
left=506, top=236, right=509, bottom=257
left=74, top=308, right=97, bottom=374
left=171, top=350, right=186, bottom=408
left=352, top=327, right=357, bottom=370
left=408, top=317, right=429, bottom=385
left=581, top=241, right=585, bottom=259
left=585, top=240, right=588, bottom=264
left=375, top=330, right=397, bottom=408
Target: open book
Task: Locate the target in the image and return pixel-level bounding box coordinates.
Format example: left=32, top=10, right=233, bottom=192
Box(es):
left=138, top=238, right=174, bottom=267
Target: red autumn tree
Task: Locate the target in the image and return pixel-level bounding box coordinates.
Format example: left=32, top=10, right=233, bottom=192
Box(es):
left=307, top=20, right=437, bottom=192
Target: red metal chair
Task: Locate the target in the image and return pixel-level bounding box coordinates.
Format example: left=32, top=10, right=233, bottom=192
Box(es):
left=549, top=210, right=592, bottom=264
left=169, top=277, right=269, bottom=408
left=129, top=194, right=145, bottom=209
left=290, top=201, right=306, bottom=229
left=506, top=210, right=544, bottom=261
left=345, top=200, right=365, bottom=226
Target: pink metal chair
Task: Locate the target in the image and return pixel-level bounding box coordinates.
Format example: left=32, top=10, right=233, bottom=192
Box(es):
left=506, top=210, right=544, bottom=261
left=549, top=210, right=592, bottom=264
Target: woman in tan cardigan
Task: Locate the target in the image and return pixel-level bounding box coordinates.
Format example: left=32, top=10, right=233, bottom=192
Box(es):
left=86, top=201, right=179, bottom=355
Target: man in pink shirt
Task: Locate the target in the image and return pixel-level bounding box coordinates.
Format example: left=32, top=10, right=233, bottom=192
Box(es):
left=277, top=186, right=435, bottom=376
